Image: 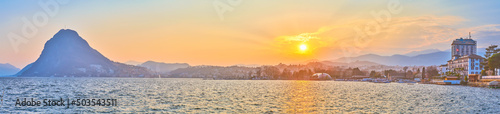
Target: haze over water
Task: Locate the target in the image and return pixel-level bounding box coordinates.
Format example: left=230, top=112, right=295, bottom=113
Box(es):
left=1, top=78, right=499, bottom=113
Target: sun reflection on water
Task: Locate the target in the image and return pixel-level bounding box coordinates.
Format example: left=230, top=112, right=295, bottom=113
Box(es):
left=284, top=81, right=320, bottom=113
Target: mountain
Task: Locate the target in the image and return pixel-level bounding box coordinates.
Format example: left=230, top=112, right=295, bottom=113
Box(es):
left=334, top=51, right=451, bottom=66
left=319, top=60, right=382, bottom=67
left=233, top=64, right=261, bottom=67
left=16, top=29, right=153, bottom=77
left=0, top=63, right=20, bottom=76
left=403, top=49, right=441, bottom=57
left=139, top=61, right=190, bottom=73
left=124, top=60, right=142, bottom=65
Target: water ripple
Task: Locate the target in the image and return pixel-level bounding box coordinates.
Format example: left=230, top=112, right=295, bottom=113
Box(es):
left=0, top=78, right=500, bottom=113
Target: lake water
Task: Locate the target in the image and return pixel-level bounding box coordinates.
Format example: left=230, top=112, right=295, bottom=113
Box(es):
left=0, top=78, right=499, bottom=113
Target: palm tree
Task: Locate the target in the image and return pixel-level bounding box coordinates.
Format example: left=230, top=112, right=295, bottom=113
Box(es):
left=454, top=68, right=465, bottom=80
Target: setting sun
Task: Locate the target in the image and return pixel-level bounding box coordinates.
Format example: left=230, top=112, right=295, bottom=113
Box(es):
left=299, top=44, right=307, bottom=51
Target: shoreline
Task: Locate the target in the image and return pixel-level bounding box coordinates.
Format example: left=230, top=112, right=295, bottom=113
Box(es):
left=3, top=76, right=500, bottom=89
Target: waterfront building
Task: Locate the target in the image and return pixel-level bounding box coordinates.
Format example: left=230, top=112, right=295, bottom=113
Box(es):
left=438, top=64, right=448, bottom=75
left=445, top=33, right=485, bottom=78
left=451, top=33, right=476, bottom=59
left=447, top=54, right=484, bottom=75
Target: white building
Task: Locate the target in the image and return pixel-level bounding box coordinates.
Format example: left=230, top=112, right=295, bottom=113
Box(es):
left=438, top=64, right=448, bottom=75
left=444, top=34, right=485, bottom=79
left=447, top=54, right=484, bottom=76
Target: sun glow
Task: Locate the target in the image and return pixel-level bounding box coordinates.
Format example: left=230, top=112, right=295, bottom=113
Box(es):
left=275, top=31, right=332, bottom=56
left=299, top=44, right=307, bottom=51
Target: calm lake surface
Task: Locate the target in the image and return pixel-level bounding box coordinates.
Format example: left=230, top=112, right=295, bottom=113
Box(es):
left=0, top=78, right=499, bottom=113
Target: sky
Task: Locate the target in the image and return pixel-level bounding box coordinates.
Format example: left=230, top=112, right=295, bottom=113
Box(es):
left=1, top=0, right=500, bottom=68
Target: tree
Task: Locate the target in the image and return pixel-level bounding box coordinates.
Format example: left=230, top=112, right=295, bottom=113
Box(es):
left=454, top=68, right=465, bottom=80
left=369, top=71, right=377, bottom=78
left=446, top=71, right=458, bottom=76
left=414, top=68, right=420, bottom=79
left=485, top=45, right=500, bottom=58
left=422, top=67, right=426, bottom=77
left=352, top=67, right=364, bottom=75
left=324, top=68, right=339, bottom=79
left=298, top=69, right=308, bottom=80
left=426, top=66, right=439, bottom=78
left=291, top=71, right=296, bottom=80
left=483, top=45, right=500, bottom=75
left=488, top=53, right=500, bottom=75
left=422, top=67, right=427, bottom=81
left=256, top=67, right=262, bottom=79
left=262, top=66, right=280, bottom=79
left=407, top=70, right=413, bottom=79
left=281, top=68, right=291, bottom=79
left=314, top=68, right=326, bottom=73
left=481, top=70, right=487, bottom=76
left=344, top=67, right=353, bottom=78
left=403, top=66, right=408, bottom=78
left=247, top=71, right=253, bottom=79
left=307, top=69, right=314, bottom=76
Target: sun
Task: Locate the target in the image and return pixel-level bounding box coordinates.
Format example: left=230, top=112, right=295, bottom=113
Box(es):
left=299, top=44, right=307, bottom=51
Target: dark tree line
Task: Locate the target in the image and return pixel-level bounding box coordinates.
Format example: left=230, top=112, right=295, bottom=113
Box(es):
left=170, top=63, right=440, bottom=80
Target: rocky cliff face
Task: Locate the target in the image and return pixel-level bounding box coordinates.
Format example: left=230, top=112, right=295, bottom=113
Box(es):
left=16, top=29, right=153, bottom=77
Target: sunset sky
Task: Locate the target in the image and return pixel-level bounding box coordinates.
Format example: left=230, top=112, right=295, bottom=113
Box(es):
left=1, top=0, right=500, bottom=68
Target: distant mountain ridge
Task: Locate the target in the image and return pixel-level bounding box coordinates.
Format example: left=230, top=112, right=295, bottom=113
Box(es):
left=319, top=60, right=382, bottom=67
left=139, top=61, right=190, bottom=73
left=0, top=63, right=20, bottom=76
left=124, top=60, right=143, bottom=65
left=334, top=51, right=451, bottom=66
left=335, top=48, right=488, bottom=66
left=16, top=29, right=153, bottom=77
left=403, top=49, right=441, bottom=57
